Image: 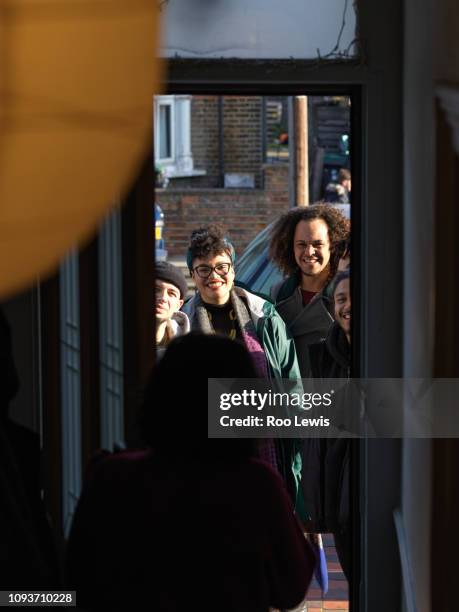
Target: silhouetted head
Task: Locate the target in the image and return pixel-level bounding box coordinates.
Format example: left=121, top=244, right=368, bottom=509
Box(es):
left=140, top=332, right=258, bottom=461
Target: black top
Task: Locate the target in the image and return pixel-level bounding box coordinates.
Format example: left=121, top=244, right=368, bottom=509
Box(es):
left=203, top=301, right=243, bottom=342
left=299, top=322, right=351, bottom=534
left=308, top=322, right=350, bottom=379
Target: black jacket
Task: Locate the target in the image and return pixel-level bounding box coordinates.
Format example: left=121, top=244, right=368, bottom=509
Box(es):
left=299, top=323, right=350, bottom=533
left=309, top=322, right=350, bottom=380
left=270, top=273, right=334, bottom=378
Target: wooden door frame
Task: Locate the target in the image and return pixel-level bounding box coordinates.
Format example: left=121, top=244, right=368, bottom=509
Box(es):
left=431, top=94, right=459, bottom=611
left=122, top=154, right=156, bottom=448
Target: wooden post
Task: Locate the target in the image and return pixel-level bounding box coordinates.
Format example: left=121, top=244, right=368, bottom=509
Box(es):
left=295, top=96, right=309, bottom=206
left=288, top=96, right=296, bottom=208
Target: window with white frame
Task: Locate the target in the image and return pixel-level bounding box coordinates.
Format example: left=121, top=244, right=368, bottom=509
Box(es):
left=156, top=97, right=174, bottom=163
left=153, top=94, right=205, bottom=179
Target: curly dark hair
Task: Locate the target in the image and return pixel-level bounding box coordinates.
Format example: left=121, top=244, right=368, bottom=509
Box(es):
left=269, top=203, right=350, bottom=278
left=336, top=239, right=350, bottom=261
left=186, top=224, right=234, bottom=270
left=330, top=268, right=350, bottom=298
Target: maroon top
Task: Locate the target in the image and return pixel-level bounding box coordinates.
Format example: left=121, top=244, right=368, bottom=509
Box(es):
left=301, top=290, right=317, bottom=306
left=66, top=451, right=315, bottom=611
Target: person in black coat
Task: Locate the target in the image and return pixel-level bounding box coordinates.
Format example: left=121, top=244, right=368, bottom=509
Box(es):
left=302, top=270, right=351, bottom=582
left=66, top=333, right=316, bottom=611
left=0, top=308, right=59, bottom=588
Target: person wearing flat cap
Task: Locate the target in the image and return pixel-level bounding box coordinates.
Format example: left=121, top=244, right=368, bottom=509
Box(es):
left=155, top=261, right=190, bottom=359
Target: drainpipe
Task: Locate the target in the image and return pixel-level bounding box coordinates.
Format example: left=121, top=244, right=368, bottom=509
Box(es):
left=218, top=95, right=224, bottom=187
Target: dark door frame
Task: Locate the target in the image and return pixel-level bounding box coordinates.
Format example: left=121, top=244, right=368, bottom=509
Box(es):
left=431, top=100, right=459, bottom=612
left=122, top=154, right=156, bottom=448
left=161, top=1, right=404, bottom=609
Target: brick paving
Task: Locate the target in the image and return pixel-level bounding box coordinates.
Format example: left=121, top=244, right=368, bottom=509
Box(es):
left=306, top=533, right=348, bottom=611
left=285, top=534, right=349, bottom=612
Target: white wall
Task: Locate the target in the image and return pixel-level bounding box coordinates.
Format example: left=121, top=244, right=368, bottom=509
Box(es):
left=161, top=0, right=356, bottom=59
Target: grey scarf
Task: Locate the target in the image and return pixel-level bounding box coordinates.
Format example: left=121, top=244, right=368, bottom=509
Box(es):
left=191, top=290, right=257, bottom=338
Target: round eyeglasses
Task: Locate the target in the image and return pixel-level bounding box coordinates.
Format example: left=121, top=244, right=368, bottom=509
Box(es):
left=192, top=262, right=232, bottom=279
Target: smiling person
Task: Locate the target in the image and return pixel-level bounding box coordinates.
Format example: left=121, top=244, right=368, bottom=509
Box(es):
left=305, top=269, right=352, bottom=581
left=155, top=261, right=190, bottom=359
left=183, top=225, right=301, bottom=382
left=331, top=270, right=351, bottom=349
left=269, top=203, right=350, bottom=377
left=308, top=269, right=351, bottom=380
left=183, top=224, right=303, bottom=495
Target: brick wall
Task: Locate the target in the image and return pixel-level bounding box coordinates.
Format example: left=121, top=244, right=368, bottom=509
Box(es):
left=190, top=96, right=220, bottom=188
left=156, top=164, right=289, bottom=257
left=169, top=95, right=263, bottom=190
left=223, top=96, right=263, bottom=188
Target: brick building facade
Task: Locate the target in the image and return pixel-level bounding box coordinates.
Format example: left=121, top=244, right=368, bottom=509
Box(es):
left=167, top=95, right=264, bottom=190
left=157, top=95, right=280, bottom=256
left=156, top=164, right=288, bottom=257
left=155, top=94, right=350, bottom=257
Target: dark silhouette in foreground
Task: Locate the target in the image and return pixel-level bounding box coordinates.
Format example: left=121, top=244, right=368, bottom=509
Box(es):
left=67, top=333, right=315, bottom=611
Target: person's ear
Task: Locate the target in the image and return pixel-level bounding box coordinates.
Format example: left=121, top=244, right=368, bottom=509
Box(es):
left=179, top=299, right=184, bottom=309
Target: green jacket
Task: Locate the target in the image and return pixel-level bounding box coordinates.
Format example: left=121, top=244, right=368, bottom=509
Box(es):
left=184, top=285, right=301, bottom=382
left=183, top=285, right=304, bottom=510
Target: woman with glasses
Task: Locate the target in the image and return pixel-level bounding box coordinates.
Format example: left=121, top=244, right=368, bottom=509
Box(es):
left=183, top=224, right=302, bottom=498
left=184, top=224, right=301, bottom=384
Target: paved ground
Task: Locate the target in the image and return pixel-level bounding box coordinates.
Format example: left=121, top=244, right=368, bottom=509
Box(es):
left=281, top=534, right=349, bottom=612
left=307, top=533, right=348, bottom=610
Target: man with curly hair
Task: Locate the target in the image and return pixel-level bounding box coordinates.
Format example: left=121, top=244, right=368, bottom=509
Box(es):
left=269, top=203, right=350, bottom=377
